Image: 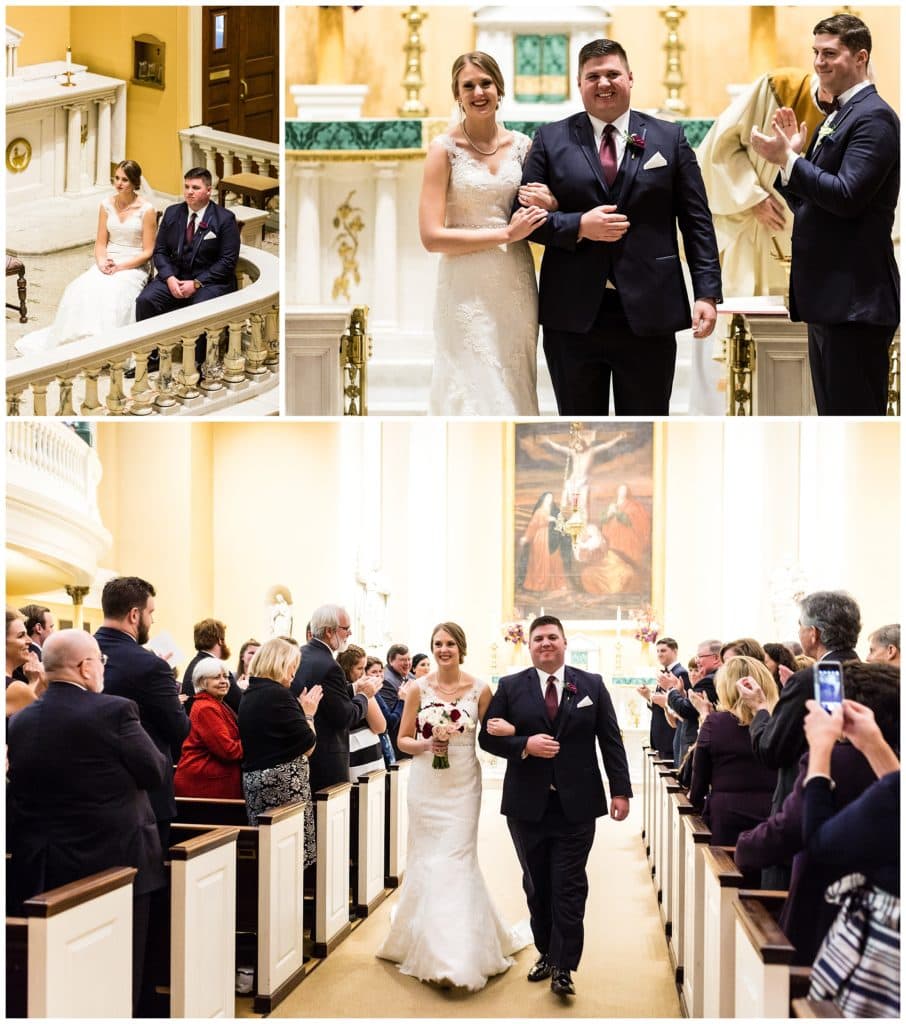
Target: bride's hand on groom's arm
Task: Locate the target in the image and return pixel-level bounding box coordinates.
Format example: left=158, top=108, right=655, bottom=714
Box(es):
left=506, top=205, right=549, bottom=243
left=518, top=182, right=559, bottom=212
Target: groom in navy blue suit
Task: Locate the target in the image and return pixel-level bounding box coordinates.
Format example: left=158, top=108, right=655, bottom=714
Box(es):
left=479, top=616, right=632, bottom=998
left=750, top=13, right=899, bottom=415
left=520, top=39, right=722, bottom=415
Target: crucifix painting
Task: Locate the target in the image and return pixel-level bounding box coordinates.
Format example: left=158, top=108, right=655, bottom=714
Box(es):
left=511, top=421, right=655, bottom=621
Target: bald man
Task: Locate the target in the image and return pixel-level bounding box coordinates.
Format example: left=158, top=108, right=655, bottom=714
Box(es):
left=7, top=629, right=169, bottom=1013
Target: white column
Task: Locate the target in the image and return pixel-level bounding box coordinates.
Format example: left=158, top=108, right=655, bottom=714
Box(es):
left=198, top=144, right=217, bottom=185
left=64, top=104, right=83, bottom=194
left=293, top=162, right=323, bottom=304
left=371, top=161, right=400, bottom=328
left=94, top=96, right=112, bottom=187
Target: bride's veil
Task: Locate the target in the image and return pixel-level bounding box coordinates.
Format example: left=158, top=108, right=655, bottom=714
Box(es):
left=139, top=174, right=164, bottom=213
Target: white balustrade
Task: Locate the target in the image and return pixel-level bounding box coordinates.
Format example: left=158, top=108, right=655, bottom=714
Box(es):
left=178, top=125, right=278, bottom=186
left=6, top=420, right=103, bottom=518
left=6, top=247, right=280, bottom=417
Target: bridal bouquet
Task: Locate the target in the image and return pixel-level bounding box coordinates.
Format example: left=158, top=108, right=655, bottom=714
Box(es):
left=419, top=703, right=475, bottom=769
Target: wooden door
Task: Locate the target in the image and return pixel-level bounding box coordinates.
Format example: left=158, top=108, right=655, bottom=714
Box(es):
left=202, top=6, right=278, bottom=145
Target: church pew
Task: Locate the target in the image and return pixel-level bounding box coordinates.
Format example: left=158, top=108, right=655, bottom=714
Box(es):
left=385, top=760, right=410, bottom=887
left=313, top=781, right=354, bottom=957
left=792, top=997, right=843, bottom=1017
left=679, top=814, right=712, bottom=1017
left=651, top=765, right=674, bottom=895
left=667, top=790, right=697, bottom=980
left=734, top=892, right=798, bottom=1017
left=648, top=758, right=674, bottom=878
left=172, top=798, right=309, bottom=1012
left=350, top=768, right=389, bottom=917
left=657, top=767, right=683, bottom=932
left=701, top=846, right=745, bottom=1017
left=641, top=745, right=651, bottom=852
left=174, top=795, right=249, bottom=826
left=11, top=866, right=137, bottom=1017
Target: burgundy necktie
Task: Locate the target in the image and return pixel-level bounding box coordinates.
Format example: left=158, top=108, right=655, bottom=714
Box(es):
left=545, top=676, right=560, bottom=722
left=599, top=123, right=618, bottom=187
left=186, top=212, right=197, bottom=245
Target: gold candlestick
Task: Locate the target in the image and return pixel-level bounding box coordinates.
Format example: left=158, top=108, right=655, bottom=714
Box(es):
left=398, top=6, right=428, bottom=118
left=59, top=69, right=76, bottom=87
left=659, top=6, right=688, bottom=115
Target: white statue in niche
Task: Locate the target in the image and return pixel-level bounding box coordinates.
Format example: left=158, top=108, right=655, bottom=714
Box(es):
left=266, top=586, right=294, bottom=638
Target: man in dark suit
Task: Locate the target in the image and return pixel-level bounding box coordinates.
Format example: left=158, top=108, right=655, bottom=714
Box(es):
left=180, top=617, right=242, bottom=713
left=479, top=615, right=632, bottom=998
left=739, top=589, right=861, bottom=888
left=520, top=38, right=722, bottom=415
left=7, top=628, right=168, bottom=1012
left=665, top=638, right=720, bottom=768
left=19, top=602, right=54, bottom=660
left=290, top=603, right=372, bottom=792
left=95, top=576, right=189, bottom=851
left=642, top=636, right=690, bottom=759
left=135, top=166, right=240, bottom=365
left=749, top=14, right=899, bottom=415
left=381, top=643, right=413, bottom=759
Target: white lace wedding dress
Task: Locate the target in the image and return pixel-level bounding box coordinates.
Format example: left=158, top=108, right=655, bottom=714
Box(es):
left=428, top=131, right=540, bottom=416
left=377, top=677, right=530, bottom=990
left=15, top=198, right=152, bottom=357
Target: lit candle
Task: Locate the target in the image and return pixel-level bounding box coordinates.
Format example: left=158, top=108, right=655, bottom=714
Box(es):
left=66, top=46, right=72, bottom=68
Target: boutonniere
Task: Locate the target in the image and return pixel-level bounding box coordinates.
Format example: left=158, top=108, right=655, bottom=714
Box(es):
left=623, top=130, right=647, bottom=157
left=197, top=221, right=210, bottom=232
left=564, top=681, right=578, bottom=696
left=817, top=122, right=836, bottom=144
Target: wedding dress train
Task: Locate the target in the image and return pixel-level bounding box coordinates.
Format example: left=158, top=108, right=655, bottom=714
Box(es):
left=14, top=198, right=152, bottom=357
left=376, top=677, right=530, bottom=991
left=428, top=131, right=540, bottom=416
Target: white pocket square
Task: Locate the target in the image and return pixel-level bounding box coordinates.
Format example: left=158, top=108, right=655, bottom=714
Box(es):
left=643, top=151, right=668, bottom=170
left=576, top=695, right=594, bottom=708
left=203, top=230, right=217, bottom=240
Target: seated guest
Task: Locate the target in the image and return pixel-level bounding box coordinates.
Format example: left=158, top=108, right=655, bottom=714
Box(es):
left=338, top=644, right=387, bottom=782
left=235, top=638, right=261, bottom=690
left=411, top=652, right=431, bottom=678
left=7, top=629, right=167, bottom=1014
left=180, top=618, right=242, bottom=713
left=6, top=607, right=45, bottom=718
left=866, top=623, right=900, bottom=666
left=763, top=641, right=798, bottom=688
left=174, top=659, right=243, bottom=799
left=688, top=656, right=778, bottom=845
left=238, top=638, right=322, bottom=867
left=735, top=661, right=899, bottom=965
left=802, top=693, right=900, bottom=1018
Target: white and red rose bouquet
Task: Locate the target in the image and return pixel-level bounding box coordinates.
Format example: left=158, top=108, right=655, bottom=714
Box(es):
left=419, top=702, right=475, bottom=769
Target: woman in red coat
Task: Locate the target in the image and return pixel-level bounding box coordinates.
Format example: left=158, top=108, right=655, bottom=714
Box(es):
left=174, top=658, right=243, bottom=798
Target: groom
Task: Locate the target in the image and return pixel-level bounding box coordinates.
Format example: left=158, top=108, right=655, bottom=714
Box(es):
left=520, top=38, right=722, bottom=415
left=136, top=167, right=240, bottom=364
left=479, top=615, right=632, bottom=997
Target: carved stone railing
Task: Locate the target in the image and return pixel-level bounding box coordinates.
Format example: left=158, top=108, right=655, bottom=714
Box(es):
left=178, top=125, right=279, bottom=187
left=7, top=420, right=103, bottom=518
left=6, top=246, right=279, bottom=417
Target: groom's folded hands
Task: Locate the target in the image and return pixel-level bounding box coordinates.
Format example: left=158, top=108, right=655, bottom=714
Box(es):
left=578, top=204, right=630, bottom=242
left=524, top=733, right=560, bottom=758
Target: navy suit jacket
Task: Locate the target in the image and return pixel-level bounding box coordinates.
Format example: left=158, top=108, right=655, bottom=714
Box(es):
left=7, top=682, right=168, bottom=907
left=153, top=200, right=240, bottom=291
left=777, top=85, right=899, bottom=327
left=95, top=626, right=190, bottom=823
left=520, top=110, right=722, bottom=336
left=290, top=639, right=368, bottom=792
left=479, top=665, right=632, bottom=823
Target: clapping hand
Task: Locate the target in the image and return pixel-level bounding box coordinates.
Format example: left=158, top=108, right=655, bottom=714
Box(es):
left=635, top=684, right=652, bottom=701
left=657, top=669, right=679, bottom=690
left=354, top=676, right=378, bottom=700
left=777, top=664, right=795, bottom=687
left=22, top=653, right=46, bottom=694
left=750, top=106, right=807, bottom=166
left=736, top=675, right=768, bottom=712
left=485, top=717, right=515, bottom=736
left=299, top=684, right=324, bottom=717
left=689, top=688, right=712, bottom=719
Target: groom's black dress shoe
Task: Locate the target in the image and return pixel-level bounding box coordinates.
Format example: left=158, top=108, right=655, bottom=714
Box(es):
left=527, top=954, right=553, bottom=982
left=550, top=968, right=575, bottom=997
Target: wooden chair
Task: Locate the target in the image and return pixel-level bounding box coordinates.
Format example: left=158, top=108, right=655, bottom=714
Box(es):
left=6, top=254, right=27, bottom=322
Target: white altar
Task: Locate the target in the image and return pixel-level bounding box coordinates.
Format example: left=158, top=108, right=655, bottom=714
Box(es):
left=6, top=60, right=126, bottom=218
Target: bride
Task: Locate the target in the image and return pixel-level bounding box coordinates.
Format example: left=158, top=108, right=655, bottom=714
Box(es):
left=376, top=621, right=528, bottom=991
left=15, top=159, right=156, bottom=357
left=420, top=52, right=557, bottom=416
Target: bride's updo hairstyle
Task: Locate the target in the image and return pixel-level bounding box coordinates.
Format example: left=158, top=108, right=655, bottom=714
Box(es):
left=115, top=159, right=143, bottom=190
left=431, top=621, right=467, bottom=663
left=450, top=51, right=505, bottom=104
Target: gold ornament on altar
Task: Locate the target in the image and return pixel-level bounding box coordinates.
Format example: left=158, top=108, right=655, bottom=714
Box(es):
left=331, top=190, right=364, bottom=302
left=659, top=6, right=689, bottom=115
left=6, top=139, right=32, bottom=174
left=398, top=6, right=429, bottom=117
left=340, top=306, right=371, bottom=416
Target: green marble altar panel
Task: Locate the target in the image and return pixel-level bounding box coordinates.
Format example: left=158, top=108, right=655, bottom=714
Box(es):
left=514, top=33, right=569, bottom=103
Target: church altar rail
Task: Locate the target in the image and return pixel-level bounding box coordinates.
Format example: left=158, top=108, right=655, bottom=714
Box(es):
left=169, top=825, right=239, bottom=1018
left=313, top=783, right=353, bottom=958
left=680, top=814, right=712, bottom=1017
left=669, top=791, right=697, bottom=981
left=701, top=845, right=745, bottom=1017
left=350, top=770, right=388, bottom=918
left=734, top=893, right=798, bottom=1018
left=170, top=798, right=308, bottom=1014
left=285, top=307, right=348, bottom=415
left=178, top=125, right=279, bottom=184
left=15, top=866, right=137, bottom=1018
left=6, top=418, right=102, bottom=516
left=6, top=246, right=279, bottom=417
left=385, top=761, right=409, bottom=887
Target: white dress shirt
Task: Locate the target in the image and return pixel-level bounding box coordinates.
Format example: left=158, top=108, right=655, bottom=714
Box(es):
left=535, top=665, right=564, bottom=706
left=587, top=108, right=632, bottom=169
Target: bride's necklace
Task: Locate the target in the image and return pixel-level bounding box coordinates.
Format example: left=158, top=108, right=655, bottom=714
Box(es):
left=433, top=672, right=463, bottom=699
left=462, top=121, right=500, bottom=156
left=114, top=194, right=134, bottom=212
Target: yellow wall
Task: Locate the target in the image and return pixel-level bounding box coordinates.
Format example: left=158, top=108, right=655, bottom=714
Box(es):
left=7, top=6, right=191, bottom=194
left=285, top=5, right=899, bottom=119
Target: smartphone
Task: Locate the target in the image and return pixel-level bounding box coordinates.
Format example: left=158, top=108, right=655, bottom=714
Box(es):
left=813, top=661, right=844, bottom=713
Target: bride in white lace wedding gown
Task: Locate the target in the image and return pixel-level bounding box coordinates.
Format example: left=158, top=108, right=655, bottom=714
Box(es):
left=15, top=160, right=156, bottom=358
left=420, top=53, right=557, bottom=416
left=377, top=624, right=529, bottom=991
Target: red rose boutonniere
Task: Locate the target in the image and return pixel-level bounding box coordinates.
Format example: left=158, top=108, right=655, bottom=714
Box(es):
left=565, top=681, right=578, bottom=696
left=623, top=130, right=647, bottom=158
